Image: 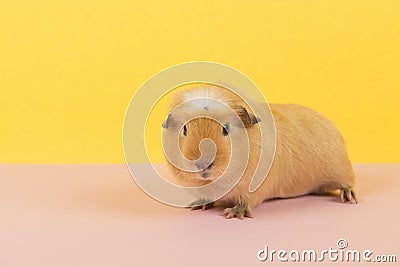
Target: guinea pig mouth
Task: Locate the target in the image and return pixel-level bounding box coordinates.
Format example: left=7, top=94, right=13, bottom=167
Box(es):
left=200, top=171, right=211, bottom=179
left=196, top=162, right=214, bottom=179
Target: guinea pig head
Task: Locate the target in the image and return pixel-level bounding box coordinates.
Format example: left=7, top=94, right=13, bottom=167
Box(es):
left=162, top=104, right=259, bottom=183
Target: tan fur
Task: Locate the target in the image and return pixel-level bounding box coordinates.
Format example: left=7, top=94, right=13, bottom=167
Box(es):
left=164, top=83, right=357, bottom=218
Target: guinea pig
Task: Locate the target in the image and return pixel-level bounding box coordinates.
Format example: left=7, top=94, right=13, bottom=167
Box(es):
left=162, top=83, right=357, bottom=219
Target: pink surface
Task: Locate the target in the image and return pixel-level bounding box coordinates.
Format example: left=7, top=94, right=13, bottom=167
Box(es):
left=0, top=164, right=399, bottom=266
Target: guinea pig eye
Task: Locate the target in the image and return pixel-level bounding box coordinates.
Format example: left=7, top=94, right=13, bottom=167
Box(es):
left=183, top=125, right=187, bottom=136
left=222, top=124, right=229, bottom=136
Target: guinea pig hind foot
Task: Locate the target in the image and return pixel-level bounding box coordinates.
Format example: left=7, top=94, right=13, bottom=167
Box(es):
left=223, top=202, right=253, bottom=220
left=340, top=188, right=358, bottom=204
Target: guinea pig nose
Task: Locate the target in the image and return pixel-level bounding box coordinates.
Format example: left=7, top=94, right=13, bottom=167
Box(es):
left=195, top=161, right=214, bottom=171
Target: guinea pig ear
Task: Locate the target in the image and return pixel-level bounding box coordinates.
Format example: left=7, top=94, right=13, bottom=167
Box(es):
left=237, top=107, right=261, bottom=127
left=162, top=114, right=172, bottom=129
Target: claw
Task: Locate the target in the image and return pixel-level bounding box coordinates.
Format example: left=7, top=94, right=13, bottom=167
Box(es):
left=188, top=199, right=215, bottom=210
left=340, top=188, right=358, bottom=204
left=244, top=208, right=253, bottom=218
left=340, top=189, right=345, bottom=203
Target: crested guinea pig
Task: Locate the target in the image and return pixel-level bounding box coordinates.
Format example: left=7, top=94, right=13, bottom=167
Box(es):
left=162, top=83, right=357, bottom=219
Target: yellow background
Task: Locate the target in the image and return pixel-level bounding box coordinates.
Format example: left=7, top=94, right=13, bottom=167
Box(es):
left=1, top=1, right=399, bottom=163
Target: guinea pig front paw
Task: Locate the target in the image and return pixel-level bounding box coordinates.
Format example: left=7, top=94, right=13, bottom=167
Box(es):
left=223, top=202, right=253, bottom=220
left=340, top=188, right=358, bottom=204
left=188, top=199, right=215, bottom=211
